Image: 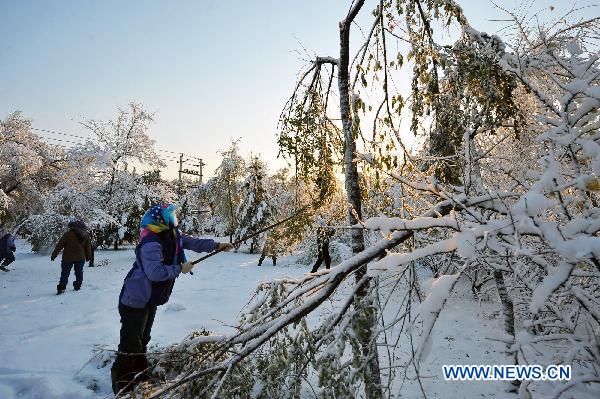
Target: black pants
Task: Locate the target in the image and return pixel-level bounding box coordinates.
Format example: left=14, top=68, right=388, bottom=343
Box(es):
left=310, top=243, right=331, bottom=273
left=117, top=303, right=157, bottom=353
left=1, top=252, right=15, bottom=267
left=111, top=303, right=157, bottom=393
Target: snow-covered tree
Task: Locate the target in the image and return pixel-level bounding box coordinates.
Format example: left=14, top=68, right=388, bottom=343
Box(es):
left=0, top=111, right=65, bottom=226
left=206, top=140, right=246, bottom=241
left=20, top=104, right=177, bottom=253
left=78, top=102, right=166, bottom=249
left=233, top=156, right=272, bottom=253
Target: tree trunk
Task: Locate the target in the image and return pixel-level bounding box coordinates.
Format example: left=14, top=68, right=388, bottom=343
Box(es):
left=338, top=2, right=364, bottom=264
left=493, top=269, right=519, bottom=389
left=89, top=244, right=96, bottom=267
left=337, top=2, right=382, bottom=397
left=464, top=129, right=484, bottom=196
left=494, top=270, right=516, bottom=349
left=227, top=181, right=235, bottom=243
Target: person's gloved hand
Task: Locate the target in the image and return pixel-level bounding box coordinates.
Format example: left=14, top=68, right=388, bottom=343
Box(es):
left=218, top=243, right=234, bottom=251
left=50, top=256, right=56, bottom=261
left=181, top=261, right=194, bottom=274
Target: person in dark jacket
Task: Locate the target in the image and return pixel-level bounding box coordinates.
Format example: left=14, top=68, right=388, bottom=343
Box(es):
left=258, top=232, right=277, bottom=266
left=51, top=221, right=92, bottom=294
left=0, top=227, right=17, bottom=272
left=111, top=203, right=233, bottom=394
left=310, top=226, right=334, bottom=273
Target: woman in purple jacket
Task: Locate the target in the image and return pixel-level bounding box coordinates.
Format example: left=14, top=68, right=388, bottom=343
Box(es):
left=111, top=204, right=232, bottom=394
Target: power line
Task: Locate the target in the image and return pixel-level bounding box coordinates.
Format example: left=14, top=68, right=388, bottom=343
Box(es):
left=31, top=127, right=203, bottom=168
left=31, top=126, right=204, bottom=162
left=37, top=136, right=183, bottom=165
left=37, top=135, right=84, bottom=146
left=37, top=134, right=206, bottom=185
left=31, top=127, right=92, bottom=141
left=154, top=147, right=202, bottom=160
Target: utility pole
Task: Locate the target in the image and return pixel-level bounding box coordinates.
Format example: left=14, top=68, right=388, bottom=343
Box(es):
left=180, top=158, right=203, bottom=183
left=198, top=159, right=205, bottom=185
left=178, top=154, right=204, bottom=203
left=178, top=153, right=184, bottom=197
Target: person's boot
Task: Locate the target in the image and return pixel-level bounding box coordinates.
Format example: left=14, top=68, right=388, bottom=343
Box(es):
left=111, top=356, right=137, bottom=394
left=112, top=367, right=136, bottom=395
left=73, top=281, right=82, bottom=291
left=134, top=356, right=151, bottom=384
left=56, top=283, right=66, bottom=295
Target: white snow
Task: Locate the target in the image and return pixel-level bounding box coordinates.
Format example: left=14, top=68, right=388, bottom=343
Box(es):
left=364, top=215, right=458, bottom=236
left=511, top=191, right=554, bottom=217
left=413, top=274, right=460, bottom=363
left=0, top=239, right=548, bottom=399
left=455, top=230, right=477, bottom=259
left=581, top=140, right=600, bottom=158
left=0, top=239, right=306, bottom=398
left=566, top=40, right=582, bottom=56
left=530, top=262, right=574, bottom=314
left=369, top=238, right=457, bottom=276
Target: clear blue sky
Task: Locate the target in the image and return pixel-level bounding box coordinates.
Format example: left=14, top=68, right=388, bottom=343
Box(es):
left=1, top=0, right=595, bottom=178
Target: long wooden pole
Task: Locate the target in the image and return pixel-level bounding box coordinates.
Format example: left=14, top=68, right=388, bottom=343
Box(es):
left=190, top=206, right=309, bottom=268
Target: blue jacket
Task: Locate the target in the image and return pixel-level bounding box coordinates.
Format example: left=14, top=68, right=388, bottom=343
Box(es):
left=119, top=233, right=218, bottom=308
left=0, top=233, right=16, bottom=259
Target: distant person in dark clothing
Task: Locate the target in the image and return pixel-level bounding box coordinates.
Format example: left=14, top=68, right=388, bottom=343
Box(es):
left=258, top=233, right=277, bottom=266
left=310, top=227, right=334, bottom=273
left=51, top=220, right=92, bottom=294
left=111, top=203, right=233, bottom=394
left=0, top=227, right=16, bottom=272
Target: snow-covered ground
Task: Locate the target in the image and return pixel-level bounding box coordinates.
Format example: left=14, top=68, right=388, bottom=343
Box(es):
left=0, top=239, right=307, bottom=398
left=0, top=239, right=528, bottom=399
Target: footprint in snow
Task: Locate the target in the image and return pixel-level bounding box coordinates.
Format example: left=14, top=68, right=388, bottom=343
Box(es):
left=164, top=303, right=186, bottom=312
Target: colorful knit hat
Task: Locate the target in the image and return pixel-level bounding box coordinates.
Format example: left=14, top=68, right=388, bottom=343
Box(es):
left=139, top=204, right=186, bottom=264
left=140, top=204, right=178, bottom=238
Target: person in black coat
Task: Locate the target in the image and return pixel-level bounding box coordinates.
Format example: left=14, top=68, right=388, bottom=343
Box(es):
left=0, top=227, right=16, bottom=272
left=310, top=227, right=334, bottom=273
